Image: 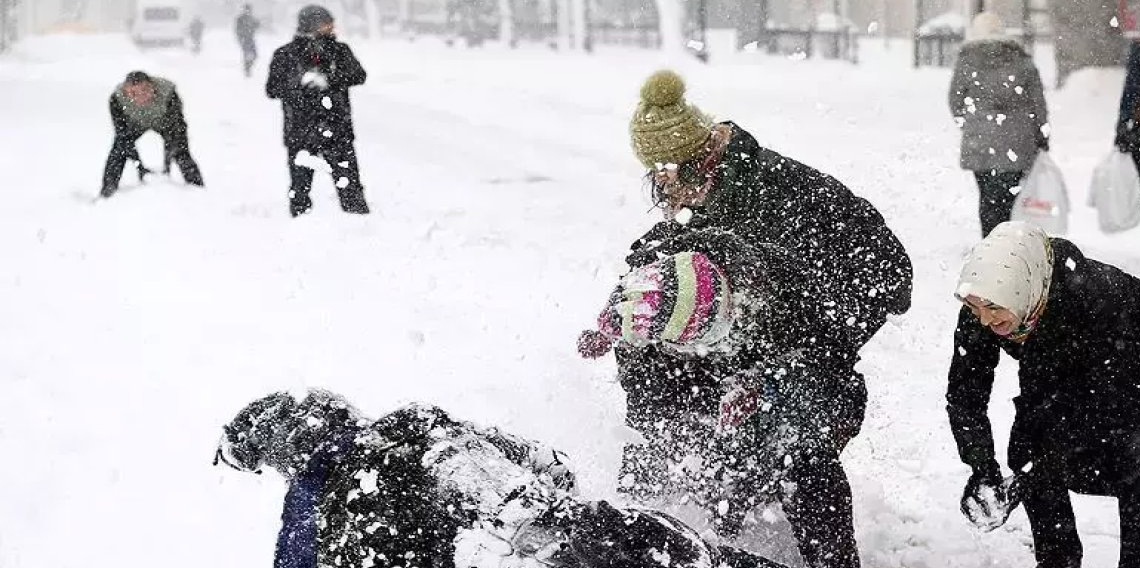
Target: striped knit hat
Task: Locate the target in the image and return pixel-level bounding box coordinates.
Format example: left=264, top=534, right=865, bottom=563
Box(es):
left=598, top=252, right=733, bottom=349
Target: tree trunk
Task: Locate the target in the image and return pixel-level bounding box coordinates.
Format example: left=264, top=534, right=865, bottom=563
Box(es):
left=654, top=0, right=686, bottom=54
left=498, top=0, right=514, bottom=45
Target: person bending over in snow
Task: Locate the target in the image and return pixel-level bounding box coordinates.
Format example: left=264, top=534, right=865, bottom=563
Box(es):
left=266, top=5, right=369, bottom=217
left=947, top=221, right=1140, bottom=567
left=215, top=389, right=789, bottom=568
left=101, top=71, right=204, bottom=198
left=600, top=70, right=914, bottom=568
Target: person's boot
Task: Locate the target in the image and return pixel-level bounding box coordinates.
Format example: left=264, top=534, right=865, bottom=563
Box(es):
left=337, top=186, right=370, bottom=215
left=290, top=200, right=312, bottom=217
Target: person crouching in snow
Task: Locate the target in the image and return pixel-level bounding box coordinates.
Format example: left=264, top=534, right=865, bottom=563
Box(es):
left=947, top=221, right=1140, bottom=566
left=214, top=389, right=791, bottom=568
left=578, top=229, right=868, bottom=568
left=101, top=71, right=205, bottom=198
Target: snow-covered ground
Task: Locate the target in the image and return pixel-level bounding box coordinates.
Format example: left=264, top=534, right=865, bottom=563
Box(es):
left=1, top=30, right=1137, bottom=568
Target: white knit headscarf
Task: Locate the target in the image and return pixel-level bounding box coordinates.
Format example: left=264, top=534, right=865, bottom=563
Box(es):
left=954, top=221, right=1053, bottom=325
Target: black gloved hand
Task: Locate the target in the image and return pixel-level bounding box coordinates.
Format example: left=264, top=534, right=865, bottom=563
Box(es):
left=1037, top=138, right=1050, bottom=152
left=960, top=462, right=1015, bottom=531
left=137, top=163, right=155, bottom=182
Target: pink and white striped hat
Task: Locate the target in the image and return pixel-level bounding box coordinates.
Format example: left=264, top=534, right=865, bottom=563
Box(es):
left=597, top=251, right=733, bottom=350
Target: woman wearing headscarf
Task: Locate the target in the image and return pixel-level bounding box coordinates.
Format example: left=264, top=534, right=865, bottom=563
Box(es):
left=946, top=221, right=1140, bottom=566
left=948, top=12, right=1049, bottom=236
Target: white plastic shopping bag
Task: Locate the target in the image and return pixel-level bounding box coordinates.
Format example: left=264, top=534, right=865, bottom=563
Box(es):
left=1088, top=151, right=1140, bottom=234
left=1011, top=152, right=1069, bottom=235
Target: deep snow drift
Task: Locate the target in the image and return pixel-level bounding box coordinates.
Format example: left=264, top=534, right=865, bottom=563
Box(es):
left=1, top=31, right=1137, bottom=568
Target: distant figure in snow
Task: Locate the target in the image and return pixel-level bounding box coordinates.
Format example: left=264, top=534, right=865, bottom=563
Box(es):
left=949, top=12, right=1049, bottom=237
left=266, top=5, right=369, bottom=217
left=599, top=69, right=913, bottom=568
left=1116, top=40, right=1140, bottom=169
left=189, top=16, right=204, bottom=55
left=235, top=4, right=260, bottom=77
left=946, top=221, right=1140, bottom=566
left=215, top=389, right=790, bottom=568
left=101, top=71, right=204, bottom=198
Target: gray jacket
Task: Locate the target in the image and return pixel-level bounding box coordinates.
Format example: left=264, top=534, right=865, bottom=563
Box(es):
left=949, top=39, right=1048, bottom=173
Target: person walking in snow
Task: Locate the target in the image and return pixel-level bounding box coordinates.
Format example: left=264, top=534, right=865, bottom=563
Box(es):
left=266, top=5, right=369, bottom=217
left=578, top=228, right=872, bottom=568
left=946, top=220, right=1140, bottom=567
left=214, top=389, right=790, bottom=568
left=600, top=68, right=912, bottom=568
left=100, top=71, right=204, bottom=198
left=235, top=4, right=260, bottom=77
left=1116, top=39, right=1140, bottom=166
left=949, top=12, right=1049, bottom=237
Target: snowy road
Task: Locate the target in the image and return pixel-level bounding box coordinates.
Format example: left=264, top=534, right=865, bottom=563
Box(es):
left=1, top=31, right=1137, bottom=567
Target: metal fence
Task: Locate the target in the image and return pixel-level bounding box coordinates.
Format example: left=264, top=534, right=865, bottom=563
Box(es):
left=754, top=27, right=859, bottom=62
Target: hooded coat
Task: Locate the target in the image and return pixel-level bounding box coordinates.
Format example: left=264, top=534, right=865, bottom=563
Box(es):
left=218, top=391, right=788, bottom=568
left=949, top=39, right=1049, bottom=173
left=947, top=234, right=1140, bottom=495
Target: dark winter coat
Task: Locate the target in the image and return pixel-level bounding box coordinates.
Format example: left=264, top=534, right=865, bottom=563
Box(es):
left=1117, top=41, right=1140, bottom=152
left=947, top=238, right=1140, bottom=495
left=266, top=35, right=366, bottom=150
left=635, top=123, right=913, bottom=349
left=949, top=39, right=1049, bottom=173
left=617, top=229, right=868, bottom=461
left=263, top=401, right=787, bottom=568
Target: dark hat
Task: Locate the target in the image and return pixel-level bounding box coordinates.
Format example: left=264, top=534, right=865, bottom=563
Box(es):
left=297, top=5, right=334, bottom=33
left=124, top=70, right=153, bottom=84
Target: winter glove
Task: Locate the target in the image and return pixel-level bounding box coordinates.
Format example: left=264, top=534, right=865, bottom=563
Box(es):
left=960, top=462, right=1020, bottom=532
left=137, top=163, right=155, bottom=182
left=528, top=446, right=576, bottom=491
left=1037, top=137, right=1050, bottom=152
left=577, top=329, right=614, bottom=359
left=301, top=69, right=329, bottom=90
left=718, top=383, right=767, bottom=433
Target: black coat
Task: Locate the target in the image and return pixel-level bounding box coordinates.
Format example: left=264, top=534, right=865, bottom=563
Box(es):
left=634, top=123, right=913, bottom=350
left=275, top=403, right=786, bottom=568
left=266, top=35, right=366, bottom=150
left=1118, top=41, right=1140, bottom=152
left=947, top=238, right=1140, bottom=495
left=616, top=228, right=867, bottom=459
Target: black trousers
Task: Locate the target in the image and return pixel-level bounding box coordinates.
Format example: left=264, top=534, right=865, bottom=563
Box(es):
left=1020, top=469, right=1140, bottom=568
left=102, top=127, right=203, bottom=197
left=287, top=143, right=369, bottom=216
left=973, top=170, right=1025, bottom=237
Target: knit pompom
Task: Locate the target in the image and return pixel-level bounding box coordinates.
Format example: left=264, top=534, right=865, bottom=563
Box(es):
left=640, top=70, right=686, bottom=107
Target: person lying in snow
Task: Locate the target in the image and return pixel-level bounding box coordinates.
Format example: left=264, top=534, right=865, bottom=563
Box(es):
left=577, top=228, right=867, bottom=568
left=214, top=389, right=789, bottom=568
left=947, top=221, right=1140, bottom=567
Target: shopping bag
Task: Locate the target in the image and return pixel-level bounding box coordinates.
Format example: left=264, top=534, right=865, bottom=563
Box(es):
left=1011, top=152, right=1069, bottom=235
left=1088, top=150, right=1140, bottom=233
